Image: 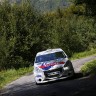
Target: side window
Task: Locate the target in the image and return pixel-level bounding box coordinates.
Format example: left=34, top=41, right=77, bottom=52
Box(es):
left=55, top=52, right=64, bottom=59
left=55, top=52, right=66, bottom=59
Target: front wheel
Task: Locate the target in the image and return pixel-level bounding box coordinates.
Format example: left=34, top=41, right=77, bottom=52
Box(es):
left=70, top=68, right=75, bottom=79
left=35, top=80, right=40, bottom=85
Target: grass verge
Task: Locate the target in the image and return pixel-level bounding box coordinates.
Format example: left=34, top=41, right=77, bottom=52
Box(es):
left=0, top=66, right=33, bottom=89
left=70, top=48, right=96, bottom=60
left=81, top=59, right=96, bottom=76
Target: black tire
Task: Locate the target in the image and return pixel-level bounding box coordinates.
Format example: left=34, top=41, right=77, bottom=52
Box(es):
left=35, top=80, right=39, bottom=85
left=70, top=68, right=76, bottom=79
left=36, top=82, right=39, bottom=85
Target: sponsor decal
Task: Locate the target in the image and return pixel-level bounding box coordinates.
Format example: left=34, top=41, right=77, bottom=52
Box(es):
left=39, top=62, right=65, bottom=70
left=36, top=75, right=42, bottom=77
left=48, top=71, right=60, bottom=76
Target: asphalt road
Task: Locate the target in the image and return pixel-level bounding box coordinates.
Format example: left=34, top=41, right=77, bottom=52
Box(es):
left=1, top=55, right=96, bottom=96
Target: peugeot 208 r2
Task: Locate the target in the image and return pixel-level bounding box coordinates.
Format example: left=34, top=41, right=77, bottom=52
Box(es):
left=33, top=48, right=74, bottom=84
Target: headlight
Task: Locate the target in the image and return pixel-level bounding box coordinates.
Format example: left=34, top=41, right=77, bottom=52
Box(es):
left=34, top=67, right=43, bottom=73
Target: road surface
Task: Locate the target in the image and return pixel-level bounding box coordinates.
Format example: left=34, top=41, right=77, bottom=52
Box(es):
left=1, top=55, right=96, bottom=96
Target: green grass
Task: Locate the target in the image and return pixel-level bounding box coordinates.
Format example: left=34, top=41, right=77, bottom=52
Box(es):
left=70, top=48, right=96, bottom=60
left=81, top=59, right=96, bottom=75
left=0, top=67, right=33, bottom=89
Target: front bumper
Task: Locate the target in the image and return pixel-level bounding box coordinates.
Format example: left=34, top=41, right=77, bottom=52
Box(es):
left=36, top=75, right=71, bottom=84
left=35, top=67, right=74, bottom=84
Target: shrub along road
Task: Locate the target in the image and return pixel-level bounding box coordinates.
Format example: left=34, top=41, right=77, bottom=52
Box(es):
left=1, top=55, right=96, bottom=96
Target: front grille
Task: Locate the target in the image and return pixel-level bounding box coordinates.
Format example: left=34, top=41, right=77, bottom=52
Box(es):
left=44, top=68, right=63, bottom=78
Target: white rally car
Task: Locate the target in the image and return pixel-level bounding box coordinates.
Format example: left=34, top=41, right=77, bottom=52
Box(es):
left=33, top=48, right=74, bottom=84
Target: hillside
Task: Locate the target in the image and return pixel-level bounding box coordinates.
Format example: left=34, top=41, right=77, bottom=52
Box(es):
left=31, top=0, right=69, bottom=12
left=6, top=0, right=69, bottom=12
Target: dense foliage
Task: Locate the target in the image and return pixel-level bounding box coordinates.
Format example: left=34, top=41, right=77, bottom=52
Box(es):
left=74, top=0, right=96, bottom=16
left=0, top=1, right=96, bottom=70
left=0, top=1, right=52, bottom=70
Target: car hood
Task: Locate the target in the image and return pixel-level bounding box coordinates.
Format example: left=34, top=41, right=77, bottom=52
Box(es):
left=35, top=58, right=67, bottom=71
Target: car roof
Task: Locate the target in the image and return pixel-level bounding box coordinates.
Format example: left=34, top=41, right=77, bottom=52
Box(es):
left=36, top=48, right=64, bottom=56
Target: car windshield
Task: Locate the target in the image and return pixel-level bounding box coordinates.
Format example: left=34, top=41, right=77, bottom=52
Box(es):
left=35, top=51, right=66, bottom=63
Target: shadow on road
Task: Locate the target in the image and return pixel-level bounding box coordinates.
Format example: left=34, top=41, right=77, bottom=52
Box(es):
left=39, top=73, right=84, bottom=85
left=1, top=73, right=96, bottom=96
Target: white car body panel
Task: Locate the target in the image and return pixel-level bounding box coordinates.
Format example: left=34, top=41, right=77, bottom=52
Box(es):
left=33, top=48, right=74, bottom=84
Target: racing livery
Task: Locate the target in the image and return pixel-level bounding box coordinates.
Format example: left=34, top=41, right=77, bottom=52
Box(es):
left=33, top=48, right=74, bottom=84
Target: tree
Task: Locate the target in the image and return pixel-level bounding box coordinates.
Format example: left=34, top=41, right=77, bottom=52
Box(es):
left=0, top=1, right=52, bottom=70
left=74, top=0, right=96, bottom=16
